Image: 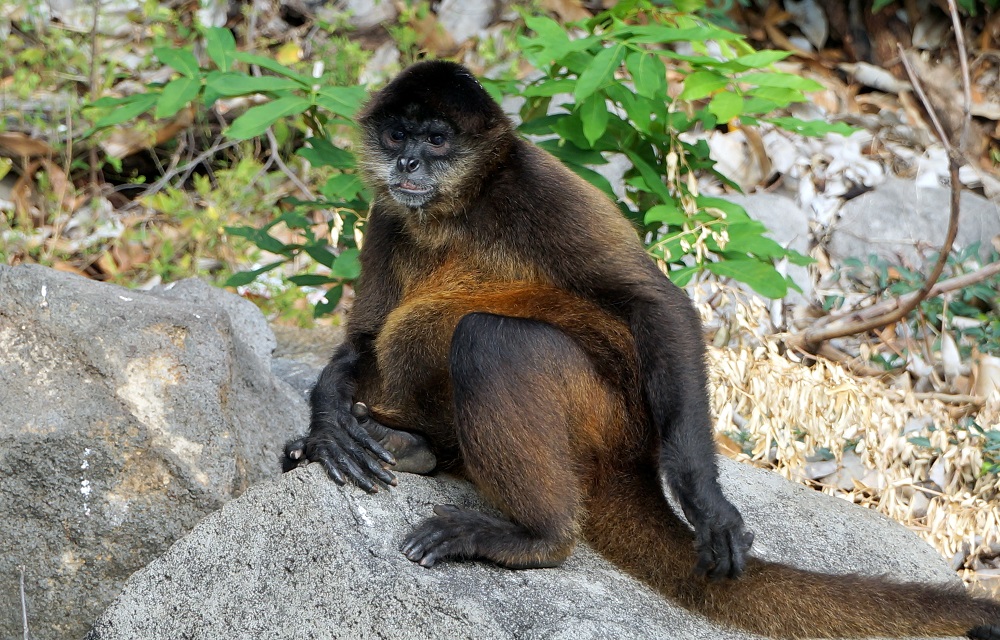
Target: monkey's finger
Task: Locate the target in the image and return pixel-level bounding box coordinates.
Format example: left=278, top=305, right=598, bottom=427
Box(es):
left=401, top=526, right=446, bottom=559
left=360, top=454, right=397, bottom=487
left=281, top=438, right=308, bottom=472
left=344, top=419, right=397, bottom=465
left=331, top=451, right=377, bottom=493
left=318, top=456, right=348, bottom=485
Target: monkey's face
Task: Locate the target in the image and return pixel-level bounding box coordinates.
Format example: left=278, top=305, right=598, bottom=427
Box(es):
left=372, top=116, right=457, bottom=209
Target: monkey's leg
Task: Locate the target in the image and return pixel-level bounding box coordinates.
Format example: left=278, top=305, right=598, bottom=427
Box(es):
left=402, top=312, right=593, bottom=570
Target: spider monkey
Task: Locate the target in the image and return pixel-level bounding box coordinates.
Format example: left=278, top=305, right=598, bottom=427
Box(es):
left=282, top=60, right=1000, bottom=639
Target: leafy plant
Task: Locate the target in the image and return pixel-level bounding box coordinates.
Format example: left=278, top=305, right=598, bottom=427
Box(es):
left=84, top=26, right=370, bottom=312
left=507, top=0, right=839, bottom=297
left=83, top=0, right=852, bottom=312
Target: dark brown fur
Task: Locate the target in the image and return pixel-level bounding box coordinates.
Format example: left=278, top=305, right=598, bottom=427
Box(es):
left=285, top=61, right=1000, bottom=639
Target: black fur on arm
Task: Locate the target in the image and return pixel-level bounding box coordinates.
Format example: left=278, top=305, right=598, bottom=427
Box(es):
left=280, top=211, right=403, bottom=491
left=627, top=273, right=753, bottom=579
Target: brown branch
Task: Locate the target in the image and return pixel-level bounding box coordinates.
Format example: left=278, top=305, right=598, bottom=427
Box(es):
left=787, top=14, right=972, bottom=356
left=88, top=0, right=101, bottom=192
left=813, top=260, right=1000, bottom=332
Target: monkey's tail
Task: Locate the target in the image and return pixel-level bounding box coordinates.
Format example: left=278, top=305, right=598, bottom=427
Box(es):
left=582, top=466, right=1000, bottom=639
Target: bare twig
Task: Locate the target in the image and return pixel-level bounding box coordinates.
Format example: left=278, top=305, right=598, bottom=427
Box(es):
left=787, top=14, right=973, bottom=357
left=813, top=261, right=1000, bottom=332
left=20, top=566, right=29, bottom=640
left=266, top=128, right=314, bottom=199
left=88, top=0, right=101, bottom=192
left=947, top=0, right=974, bottom=154
left=119, top=138, right=240, bottom=212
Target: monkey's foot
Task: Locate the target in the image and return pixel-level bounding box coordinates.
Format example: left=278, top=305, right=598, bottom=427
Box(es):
left=353, top=402, right=437, bottom=474
left=401, top=505, right=569, bottom=569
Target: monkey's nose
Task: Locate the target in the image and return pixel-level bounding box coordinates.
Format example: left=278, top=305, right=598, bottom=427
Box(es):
left=397, top=157, right=420, bottom=173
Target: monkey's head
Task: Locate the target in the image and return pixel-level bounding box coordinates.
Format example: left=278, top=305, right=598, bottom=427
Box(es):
left=357, top=61, right=512, bottom=212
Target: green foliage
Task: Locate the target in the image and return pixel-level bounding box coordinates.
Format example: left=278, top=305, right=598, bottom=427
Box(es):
left=513, top=0, right=828, bottom=297
left=83, top=2, right=849, bottom=312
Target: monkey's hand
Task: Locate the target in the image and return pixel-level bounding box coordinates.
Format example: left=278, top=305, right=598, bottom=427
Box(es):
left=282, top=402, right=399, bottom=493
left=684, top=496, right=754, bottom=580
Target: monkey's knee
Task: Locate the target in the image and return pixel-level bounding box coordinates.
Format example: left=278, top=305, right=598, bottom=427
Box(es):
left=353, top=402, right=437, bottom=474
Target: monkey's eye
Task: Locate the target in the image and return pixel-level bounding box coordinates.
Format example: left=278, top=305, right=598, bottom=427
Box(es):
left=389, top=129, right=406, bottom=142
left=428, top=133, right=446, bottom=147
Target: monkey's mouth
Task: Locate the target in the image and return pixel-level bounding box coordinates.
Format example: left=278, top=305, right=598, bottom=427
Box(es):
left=393, top=179, right=433, bottom=195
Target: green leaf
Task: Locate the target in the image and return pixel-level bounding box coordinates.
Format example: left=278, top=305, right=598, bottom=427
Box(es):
left=747, top=86, right=805, bottom=108
left=579, top=94, right=609, bottom=146
left=767, top=117, right=857, bottom=137
left=624, top=149, right=672, bottom=203
left=296, top=138, right=356, bottom=169
left=562, top=162, right=617, bottom=200
left=575, top=44, right=625, bottom=102
left=330, top=248, right=361, bottom=279
left=536, top=139, right=607, bottom=166
left=707, top=92, right=743, bottom=123
left=625, top=51, right=667, bottom=100
left=727, top=50, right=792, bottom=69
left=313, top=285, right=344, bottom=317
left=644, top=202, right=686, bottom=226
left=154, top=47, right=201, bottom=78
left=678, top=71, right=729, bottom=100
left=206, top=73, right=303, bottom=96
left=303, top=245, right=336, bottom=269
left=668, top=265, right=699, bottom=287
left=233, top=51, right=312, bottom=83
left=908, top=436, right=932, bottom=448
left=622, top=24, right=735, bottom=44
left=521, top=14, right=573, bottom=63
left=155, top=76, right=201, bottom=119
left=92, top=92, right=159, bottom=128
left=204, top=27, right=237, bottom=72
left=320, top=173, right=365, bottom=202
left=226, top=95, right=310, bottom=140
left=706, top=259, right=788, bottom=298
left=740, top=72, right=823, bottom=91
left=522, top=78, right=577, bottom=97
left=288, top=274, right=337, bottom=286
left=224, top=260, right=285, bottom=287
left=314, top=86, right=367, bottom=118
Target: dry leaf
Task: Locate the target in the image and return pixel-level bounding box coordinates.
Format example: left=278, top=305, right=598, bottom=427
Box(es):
left=0, top=132, right=54, bottom=158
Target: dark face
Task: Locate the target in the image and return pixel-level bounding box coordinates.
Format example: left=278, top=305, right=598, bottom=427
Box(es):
left=377, top=116, right=456, bottom=209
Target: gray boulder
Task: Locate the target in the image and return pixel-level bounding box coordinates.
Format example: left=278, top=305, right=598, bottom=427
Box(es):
left=86, top=458, right=962, bottom=640
left=0, top=265, right=305, bottom=640
left=829, top=176, right=1000, bottom=267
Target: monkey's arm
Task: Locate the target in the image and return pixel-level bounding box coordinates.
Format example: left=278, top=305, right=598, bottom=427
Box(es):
left=282, top=211, right=418, bottom=491
left=627, top=272, right=753, bottom=580
left=282, top=341, right=399, bottom=491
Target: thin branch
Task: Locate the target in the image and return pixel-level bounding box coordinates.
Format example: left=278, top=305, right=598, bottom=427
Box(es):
left=947, top=0, right=974, bottom=154
left=119, top=139, right=240, bottom=212
left=266, top=127, right=313, bottom=199
left=813, top=260, right=1000, bottom=332
left=88, top=0, right=101, bottom=192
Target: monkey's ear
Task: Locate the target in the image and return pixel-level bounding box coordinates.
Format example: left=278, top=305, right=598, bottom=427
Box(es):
left=359, top=61, right=506, bottom=135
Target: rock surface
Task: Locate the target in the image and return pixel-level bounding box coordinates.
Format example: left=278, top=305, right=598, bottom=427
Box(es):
left=0, top=265, right=305, bottom=640
left=87, top=458, right=963, bottom=640
left=830, top=176, right=1000, bottom=267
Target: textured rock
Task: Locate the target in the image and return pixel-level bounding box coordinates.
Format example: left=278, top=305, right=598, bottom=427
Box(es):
left=830, top=176, right=1000, bottom=266
left=0, top=265, right=305, bottom=640
left=87, top=458, right=962, bottom=640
